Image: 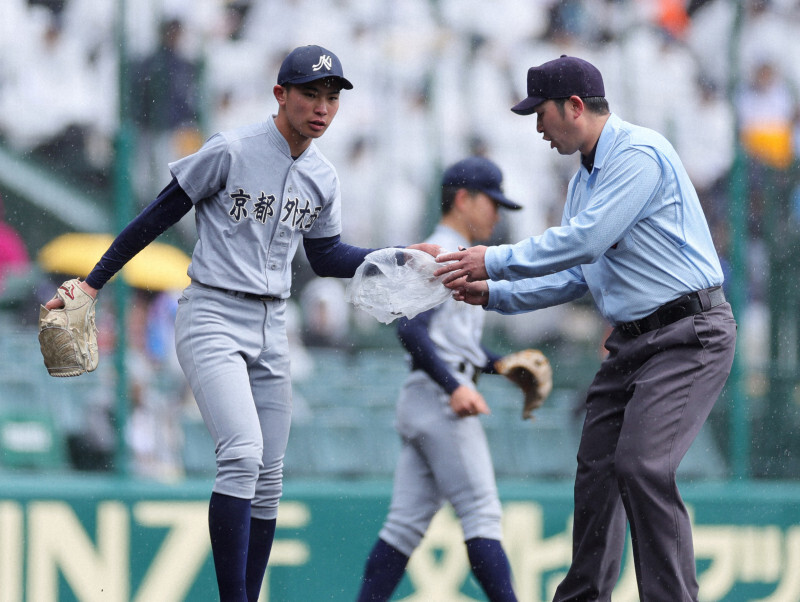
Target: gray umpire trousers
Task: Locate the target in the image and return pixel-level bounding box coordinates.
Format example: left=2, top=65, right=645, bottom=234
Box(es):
left=553, top=302, right=737, bottom=602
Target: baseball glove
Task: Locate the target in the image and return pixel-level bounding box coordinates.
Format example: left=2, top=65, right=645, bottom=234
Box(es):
left=38, top=279, right=99, bottom=377
left=495, top=349, right=553, bottom=420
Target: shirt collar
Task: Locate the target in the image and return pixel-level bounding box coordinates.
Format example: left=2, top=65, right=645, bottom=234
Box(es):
left=581, top=144, right=597, bottom=173
left=434, top=223, right=470, bottom=250
left=591, top=113, right=621, bottom=173
left=267, top=115, right=314, bottom=160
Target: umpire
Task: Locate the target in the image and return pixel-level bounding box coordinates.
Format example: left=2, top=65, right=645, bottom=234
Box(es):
left=435, top=56, right=737, bottom=601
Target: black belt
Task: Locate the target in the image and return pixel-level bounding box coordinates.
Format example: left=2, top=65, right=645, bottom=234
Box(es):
left=194, top=282, right=280, bottom=302
left=617, top=286, right=726, bottom=337
left=458, top=362, right=481, bottom=385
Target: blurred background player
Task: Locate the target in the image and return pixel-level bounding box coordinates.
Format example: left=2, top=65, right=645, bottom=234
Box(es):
left=45, top=45, right=436, bottom=602
left=356, top=157, right=522, bottom=602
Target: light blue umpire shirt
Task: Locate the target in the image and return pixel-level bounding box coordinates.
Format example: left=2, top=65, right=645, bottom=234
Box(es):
left=484, top=113, right=724, bottom=325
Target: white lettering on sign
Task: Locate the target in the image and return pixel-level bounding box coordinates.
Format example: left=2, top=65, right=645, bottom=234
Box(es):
left=2, top=499, right=800, bottom=601
left=132, top=502, right=209, bottom=602
left=0, top=502, right=23, bottom=602
left=2, top=500, right=310, bottom=602
left=28, top=501, right=129, bottom=602
left=400, top=504, right=800, bottom=602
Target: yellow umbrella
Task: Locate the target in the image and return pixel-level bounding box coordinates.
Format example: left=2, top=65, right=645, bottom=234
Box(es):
left=37, top=232, right=191, bottom=292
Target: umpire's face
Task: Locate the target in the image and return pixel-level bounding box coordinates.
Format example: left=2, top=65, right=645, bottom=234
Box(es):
left=534, top=97, right=582, bottom=156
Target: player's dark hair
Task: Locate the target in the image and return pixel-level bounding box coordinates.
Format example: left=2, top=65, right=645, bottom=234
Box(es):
left=441, top=186, right=459, bottom=215
left=441, top=187, right=482, bottom=215
left=553, top=96, right=609, bottom=116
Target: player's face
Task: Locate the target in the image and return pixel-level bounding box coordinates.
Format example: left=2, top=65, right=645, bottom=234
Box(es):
left=534, top=99, right=580, bottom=156
left=465, top=192, right=500, bottom=242
left=275, top=80, right=341, bottom=150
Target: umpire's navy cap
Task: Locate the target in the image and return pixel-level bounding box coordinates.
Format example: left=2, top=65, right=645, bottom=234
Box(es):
left=511, top=55, right=604, bottom=115
left=442, top=157, right=522, bottom=211
left=277, top=45, right=353, bottom=90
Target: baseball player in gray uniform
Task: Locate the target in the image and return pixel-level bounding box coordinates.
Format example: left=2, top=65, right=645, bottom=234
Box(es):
left=45, top=45, right=436, bottom=602
left=356, top=157, right=522, bottom=602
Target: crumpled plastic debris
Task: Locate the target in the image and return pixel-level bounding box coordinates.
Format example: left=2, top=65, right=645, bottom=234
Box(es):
left=345, top=248, right=453, bottom=324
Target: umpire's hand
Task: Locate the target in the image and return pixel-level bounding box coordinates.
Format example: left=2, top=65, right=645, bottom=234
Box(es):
left=434, top=245, right=489, bottom=285
left=450, top=279, right=490, bottom=306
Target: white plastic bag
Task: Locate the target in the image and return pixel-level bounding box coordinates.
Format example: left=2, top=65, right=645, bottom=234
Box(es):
left=345, top=248, right=452, bottom=324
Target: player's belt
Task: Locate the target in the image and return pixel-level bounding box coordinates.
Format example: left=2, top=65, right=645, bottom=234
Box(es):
left=194, top=282, right=280, bottom=302
left=457, top=362, right=481, bottom=385
left=617, top=286, right=726, bottom=337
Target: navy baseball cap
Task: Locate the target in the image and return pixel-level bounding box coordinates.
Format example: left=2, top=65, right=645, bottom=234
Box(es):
left=511, top=55, right=604, bottom=115
left=442, top=157, right=522, bottom=211
left=277, top=45, right=353, bottom=90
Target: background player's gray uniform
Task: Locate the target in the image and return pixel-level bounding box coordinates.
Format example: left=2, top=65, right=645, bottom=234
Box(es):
left=379, top=224, right=503, bottom=554
left=171, top=117, right=341, bottom=520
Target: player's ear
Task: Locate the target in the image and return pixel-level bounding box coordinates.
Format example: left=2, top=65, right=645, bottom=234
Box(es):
left=453, top=188, right=472, bottom=211
left=273, top=84, right=288, bottom=106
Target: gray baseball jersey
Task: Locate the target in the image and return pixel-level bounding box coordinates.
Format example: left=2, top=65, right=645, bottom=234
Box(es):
left=419, top=226, right=490, bottom=381
left=171, top=116, right=342, bottom=520
left=379, top=224, right=503, bottom=555
left=169, top=116, right=342, bottom=298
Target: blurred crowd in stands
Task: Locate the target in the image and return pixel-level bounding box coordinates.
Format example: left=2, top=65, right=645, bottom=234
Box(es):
left=1, top=0, right=800, bottom=477
left=1, top=0, right=798, bottom=289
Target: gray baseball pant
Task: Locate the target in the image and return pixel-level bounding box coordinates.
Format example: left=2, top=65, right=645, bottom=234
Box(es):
left=175, top=283, right=292, bottom=520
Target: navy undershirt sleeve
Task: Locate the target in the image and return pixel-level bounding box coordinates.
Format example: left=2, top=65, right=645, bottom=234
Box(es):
left=85, top=177, right=193, bottom=290
left=397, top=308, right=461, bottom=395
left=481, top=346, right=502, bottom=374
left=303, top=235, right=377, bottom=278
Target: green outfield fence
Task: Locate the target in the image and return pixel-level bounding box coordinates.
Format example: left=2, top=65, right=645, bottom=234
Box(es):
left=0, top=329, right=795, bottom=601
left=1, top=475, right=800, bottom=601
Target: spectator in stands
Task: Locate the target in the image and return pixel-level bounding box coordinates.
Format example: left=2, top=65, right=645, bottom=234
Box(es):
left=0, top=195, right=30, bottom=295
left=675, top=75, right=735, bottom=253
left=130, top=17, right=202, bottom=207
left=735, top=58, right=798, bottom=241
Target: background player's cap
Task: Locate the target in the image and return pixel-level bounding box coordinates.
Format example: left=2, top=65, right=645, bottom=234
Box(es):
left=511, top=55, right=604, bottom=115
left=277, top=45, right=353, bottom=90
left=442, top=157, right=522, bottom=210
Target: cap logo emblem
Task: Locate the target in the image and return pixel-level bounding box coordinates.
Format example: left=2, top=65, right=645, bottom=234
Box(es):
left=312, top=55, right=333, bottom=72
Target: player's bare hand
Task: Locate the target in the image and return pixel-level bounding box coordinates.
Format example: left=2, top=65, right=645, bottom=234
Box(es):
left=434, top=245, right=489, bottom=285
left=450, top=385, right=490, bottom=417
left=406, top=242, right=442, bottom=257
left=45, top=280, right=98, bottom=310
left=451, top=279, right=490, bottom=306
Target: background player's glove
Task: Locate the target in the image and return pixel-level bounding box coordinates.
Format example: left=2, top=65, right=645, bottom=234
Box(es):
left=495, top=349, right=553, bottom=420
left=38, top=279, right=99, bottom=377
